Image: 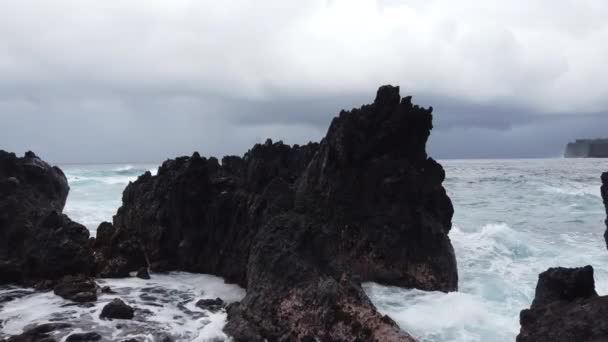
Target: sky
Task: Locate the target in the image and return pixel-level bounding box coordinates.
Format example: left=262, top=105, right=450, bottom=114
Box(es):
left=1, top=0, right=608, bottom=163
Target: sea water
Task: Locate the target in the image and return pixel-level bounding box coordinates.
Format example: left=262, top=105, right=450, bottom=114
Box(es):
left=2, top=159, right=608, bottom=341
left=366, top=158, right=608, bottom=341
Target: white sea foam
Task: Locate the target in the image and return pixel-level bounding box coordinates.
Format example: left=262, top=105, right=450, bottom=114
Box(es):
left=367, top=222, right=535, bottom=342
left=541, top=185, right=600, bottom=197
left=364, top=284, right=518, bottom=342
left=113, top=165, right=136, bottom=172
left=0, top=272, right=245, bottom=341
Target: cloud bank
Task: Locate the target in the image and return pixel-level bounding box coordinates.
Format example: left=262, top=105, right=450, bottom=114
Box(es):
left=1, top=0, right=607, bottom=162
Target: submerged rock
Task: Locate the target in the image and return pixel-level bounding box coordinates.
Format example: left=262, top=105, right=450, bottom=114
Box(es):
left=135, top=267, right=150, bottom=280
left=4, top=322, right=71, bottom=342
left=65, top=332, right=101, bottom=342
left=100, top=298, right=134, bottom=320
left=517, top=173, right=608, bottom=341
left=195, top=298, right=225, bottom=312
left=53, top=275, right=97, bottom=302
left=0, top=151, right=94, bottom=285
left=95, top=85, right=456, bottom=340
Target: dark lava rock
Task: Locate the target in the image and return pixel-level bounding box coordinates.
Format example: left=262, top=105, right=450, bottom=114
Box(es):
left=95, top=85, right=455, bottom=341
left=603, top=172, right=608, bottom=250
left=5, top=322, right=70, bottom=342
left=135, top=267, right=150, bottom=279
left=100, top=286, right=115, bottom=294
left=195, top=298, right=225, bottom=312
left=530, top=266, right=597, bottom=307
left=65, top=332, right=101, bottom=342
left=517, top=173, right=608, bottom=341
left=517, top=266, right=608, bottom=341
left=0, top=151, right=94, bottom=284
left=53, top=274, right=97, bottom=302
left=0, top=289, right=35, bottom=304
left=100, top=298, right=134, bottom=320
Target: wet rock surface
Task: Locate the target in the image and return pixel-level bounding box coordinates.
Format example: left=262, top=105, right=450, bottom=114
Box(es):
left=95, top=85, right=456, bottom=341
left=4, top=322, right=71, bottom=342
left=65, top=332, right=101, bottom=342
left=100, top=298, right=134, bottom=320
left=53, top=275, right=97, bottom=302
left=135, top=268, right=150, bottom=280
left=0, top=151, right=94, bottom=285
left=195, top=297, right=225, bottom=313
left=517, top=173, right=608, bottom=341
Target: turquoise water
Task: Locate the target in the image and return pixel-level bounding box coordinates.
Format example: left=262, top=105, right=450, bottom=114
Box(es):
left=3, top=159, right=608, bottom=341
left=366, top=158, right=608, bottom=341
left=62, top=164, right=156, bottom=233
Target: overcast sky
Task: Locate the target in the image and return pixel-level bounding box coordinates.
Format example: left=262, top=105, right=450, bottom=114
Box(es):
left=1, top=0, right=607, bottom=163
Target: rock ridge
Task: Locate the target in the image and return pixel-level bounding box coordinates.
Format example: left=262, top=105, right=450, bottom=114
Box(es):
left=95, top=85, right=457, bottom=341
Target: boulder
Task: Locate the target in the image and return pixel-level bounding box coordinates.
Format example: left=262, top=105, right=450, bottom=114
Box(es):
left=53, top=275, right=97, bottom=302
left=100, top=298, right=134, bottom=320
left=0, top=151, right=94, bottom=284
left=95, top=85, right=456, bottom=341
left=195, top=298, right=225, bottom=312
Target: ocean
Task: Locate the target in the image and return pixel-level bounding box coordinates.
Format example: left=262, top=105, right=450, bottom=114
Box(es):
left=2, top=158, right=608, bottom=341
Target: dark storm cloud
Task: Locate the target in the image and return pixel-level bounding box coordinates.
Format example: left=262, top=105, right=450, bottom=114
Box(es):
left=1, top=0, right=608, bottom=162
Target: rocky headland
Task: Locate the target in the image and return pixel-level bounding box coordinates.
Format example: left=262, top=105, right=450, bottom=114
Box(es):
left=565, top=139, right=608, bottom=158
left=516, top=172, right=608, bottom=341
left=1, top=85, right=458, bottom=341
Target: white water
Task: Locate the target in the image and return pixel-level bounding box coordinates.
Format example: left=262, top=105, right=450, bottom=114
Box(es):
left=3, top=159, right=608, bottom=341
left=0, top=273, right=245, bottom=341
left=366, top=158, right=608, bottom=341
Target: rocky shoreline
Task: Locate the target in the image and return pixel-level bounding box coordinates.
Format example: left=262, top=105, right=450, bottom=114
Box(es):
left=0, top=85, right=458, bottom=341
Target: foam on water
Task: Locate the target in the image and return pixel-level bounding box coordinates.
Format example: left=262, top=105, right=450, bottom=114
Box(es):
left=0, top=272, right=245, bottom=341
left=0, top=163, right=247, bottom=341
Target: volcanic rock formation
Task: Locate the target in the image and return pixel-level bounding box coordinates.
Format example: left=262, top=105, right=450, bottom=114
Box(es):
left=517, top=172, right=608, bottom=341
left=94, top=85, right=457, bottom=341
left=0, top=151, right=94, bottom=285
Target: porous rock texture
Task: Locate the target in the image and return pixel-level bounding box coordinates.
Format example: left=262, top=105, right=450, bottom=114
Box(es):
left=94, top=85, right=457, bottom=341
left=517, top=173, right=608, bottom=341
left=0, top=151, right=94, bottom=285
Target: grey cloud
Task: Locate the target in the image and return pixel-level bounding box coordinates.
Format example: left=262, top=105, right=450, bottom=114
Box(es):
left=1, top=0, right=608, bottom=162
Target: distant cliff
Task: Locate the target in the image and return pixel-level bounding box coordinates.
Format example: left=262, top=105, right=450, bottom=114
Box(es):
left=565, top=139, right=608, bottom=158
